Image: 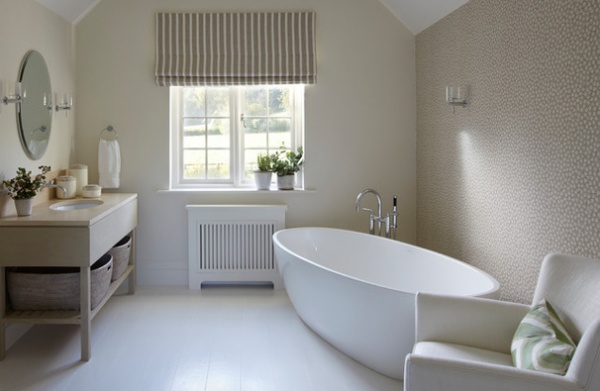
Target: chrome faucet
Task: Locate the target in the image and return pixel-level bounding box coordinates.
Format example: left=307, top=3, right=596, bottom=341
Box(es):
left=355, top=188, right=398, bottom=239
left=42, top=181, right=67, bottom=198
left=355, top=189, right=382, bottom=235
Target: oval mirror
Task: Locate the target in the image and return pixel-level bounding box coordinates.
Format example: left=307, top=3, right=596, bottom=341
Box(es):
left=17, top=50, right=52, bottom=160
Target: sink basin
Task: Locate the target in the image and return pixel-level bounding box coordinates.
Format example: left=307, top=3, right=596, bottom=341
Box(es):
left=50, top=199, right=104, bottom=211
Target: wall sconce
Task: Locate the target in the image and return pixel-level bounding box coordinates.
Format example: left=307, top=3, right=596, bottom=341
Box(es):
left=2, top=81, right=24, bottom=106
left=55, top=93, right=73, bottom=113
left=43, top=93, right=54, bottom=111
left=446, top=86, right=467, bottom=113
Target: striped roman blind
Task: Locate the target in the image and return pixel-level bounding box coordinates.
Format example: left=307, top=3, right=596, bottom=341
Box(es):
left=155, top=12, right=317, bottom=86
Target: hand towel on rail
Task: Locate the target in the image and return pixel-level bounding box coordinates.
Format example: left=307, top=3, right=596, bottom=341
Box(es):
left=98, top=138, right=121, bottom=188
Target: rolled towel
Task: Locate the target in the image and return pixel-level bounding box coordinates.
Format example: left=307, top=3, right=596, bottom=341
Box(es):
left=98, top=139, right=121, bottom=188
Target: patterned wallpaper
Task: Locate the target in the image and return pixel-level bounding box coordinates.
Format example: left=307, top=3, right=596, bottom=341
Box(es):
left=416, top=0, right=599, bottom=303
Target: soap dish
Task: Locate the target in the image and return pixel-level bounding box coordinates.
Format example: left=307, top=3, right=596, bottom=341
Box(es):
left=82, top=184, right=102, bottom=198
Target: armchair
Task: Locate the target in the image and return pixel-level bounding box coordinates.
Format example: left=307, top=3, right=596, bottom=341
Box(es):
left=404, top=253, right=600, bottom=391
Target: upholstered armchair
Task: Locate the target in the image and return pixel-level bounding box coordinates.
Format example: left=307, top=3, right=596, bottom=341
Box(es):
left=404, top=253, right=600, bottom=391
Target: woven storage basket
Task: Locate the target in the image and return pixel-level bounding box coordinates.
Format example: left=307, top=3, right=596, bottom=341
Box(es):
left=7, top=254, right=113, bottom=311
left=108, top=235, right=131, bottom=281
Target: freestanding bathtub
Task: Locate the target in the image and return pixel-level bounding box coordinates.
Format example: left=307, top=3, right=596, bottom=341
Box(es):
left=272, top=227, right=500, bottom=380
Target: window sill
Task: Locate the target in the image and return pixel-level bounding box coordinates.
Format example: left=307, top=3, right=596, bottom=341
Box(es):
left=157, top=187, right=316, bottom=195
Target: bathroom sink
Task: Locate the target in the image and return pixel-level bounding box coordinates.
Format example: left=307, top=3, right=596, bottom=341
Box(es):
left=50, top=199, right=104, bottom=211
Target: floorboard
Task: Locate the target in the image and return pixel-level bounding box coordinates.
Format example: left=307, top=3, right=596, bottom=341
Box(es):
left=0, top=286, right=403, bottom=391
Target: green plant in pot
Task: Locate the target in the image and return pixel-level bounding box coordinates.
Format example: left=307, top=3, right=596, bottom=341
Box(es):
left=272, top=145, right=303, bottom=190
left=2, top=166, right=51, bottom=216
left=257, top=154, right=272, bottom=172
left=254, top=153, right=273, bottom=190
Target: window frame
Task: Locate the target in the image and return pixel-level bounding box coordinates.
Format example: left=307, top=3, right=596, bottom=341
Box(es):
left=169, top=85, right=304, bottom=190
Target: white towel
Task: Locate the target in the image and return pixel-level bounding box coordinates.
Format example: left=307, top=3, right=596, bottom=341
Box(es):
left=98, top=139, right=121, bottom=188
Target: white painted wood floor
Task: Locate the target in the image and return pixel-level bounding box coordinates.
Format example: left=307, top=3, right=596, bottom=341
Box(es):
left=0, top=286, right=403, bottom=391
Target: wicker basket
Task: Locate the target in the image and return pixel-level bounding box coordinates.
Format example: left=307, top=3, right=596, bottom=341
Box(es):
left=108, top=235, right=131, bottom=281
left=7, top=254, right=113, bottom=311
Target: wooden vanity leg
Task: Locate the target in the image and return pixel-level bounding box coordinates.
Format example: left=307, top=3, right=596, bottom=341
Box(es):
left=0, top=266, right=6, bottom=360
left=80, top=266, right=91, bottom=361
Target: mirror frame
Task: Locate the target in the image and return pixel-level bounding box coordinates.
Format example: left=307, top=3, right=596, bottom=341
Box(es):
left=17, top=50, right=53, bottom=160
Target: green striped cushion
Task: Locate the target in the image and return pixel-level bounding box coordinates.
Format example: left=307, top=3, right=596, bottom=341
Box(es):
left=511, top=299, right=576, bottom=375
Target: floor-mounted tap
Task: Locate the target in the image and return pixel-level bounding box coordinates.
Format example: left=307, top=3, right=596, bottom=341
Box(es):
left=355, top=189, right=382, bottom=235
left=355, top=189, right=398, bottom=239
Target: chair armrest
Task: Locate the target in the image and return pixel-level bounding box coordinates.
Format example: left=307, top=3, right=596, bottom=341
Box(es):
left=415, top=292, right=530, bottom=353
left=404, top=354, right=583, bottom=391
left=567, top=317, right=600, bottom=388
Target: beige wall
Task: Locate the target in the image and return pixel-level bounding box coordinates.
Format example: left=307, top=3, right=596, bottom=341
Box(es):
left=0, top=1, right=75, bottom=216
left=0, top=0, right=75, bottom=348
left=416, top=0, right=600, bottom=302
left=76, top=0, right=416, bottom=284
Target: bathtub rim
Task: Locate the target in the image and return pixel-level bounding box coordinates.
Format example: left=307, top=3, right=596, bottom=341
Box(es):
left=273, top=227, right=500, bottom=298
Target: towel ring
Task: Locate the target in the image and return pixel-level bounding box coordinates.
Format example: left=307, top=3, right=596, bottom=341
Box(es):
left=100, top=125, right=118, bottom=141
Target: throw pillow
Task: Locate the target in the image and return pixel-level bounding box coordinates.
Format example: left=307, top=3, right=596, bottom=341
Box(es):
left=511, top=299, right=576, bottom=375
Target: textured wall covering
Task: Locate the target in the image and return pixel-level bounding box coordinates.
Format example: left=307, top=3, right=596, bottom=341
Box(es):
left=416, top=0, right=599, bottom=303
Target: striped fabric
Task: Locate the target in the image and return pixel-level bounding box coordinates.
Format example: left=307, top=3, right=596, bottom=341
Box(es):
left=155, top=12, right=317, bottom=86
left=511, top=299, right=576, bottom=376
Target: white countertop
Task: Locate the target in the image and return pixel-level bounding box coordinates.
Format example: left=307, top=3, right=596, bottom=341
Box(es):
left=0, top=193, right=137, bottom=227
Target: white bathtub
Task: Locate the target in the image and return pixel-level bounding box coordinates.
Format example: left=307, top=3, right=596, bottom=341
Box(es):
left=272, top=227, right=500, bottom=380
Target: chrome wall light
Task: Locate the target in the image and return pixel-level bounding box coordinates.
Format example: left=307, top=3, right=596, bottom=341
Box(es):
left=2, top=81, right=24, bottom=105
left=55, top=93, right=73, bottom=112
left=43, top=93, right=54, bottom=111
left=446, top=86, right=467, bottom=113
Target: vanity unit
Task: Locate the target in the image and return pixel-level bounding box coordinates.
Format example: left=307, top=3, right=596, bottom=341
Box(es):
left=0, top=193, right=137, bottom=361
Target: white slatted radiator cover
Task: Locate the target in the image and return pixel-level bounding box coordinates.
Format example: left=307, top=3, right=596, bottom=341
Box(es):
left=186, top=205, right=286, bottom=289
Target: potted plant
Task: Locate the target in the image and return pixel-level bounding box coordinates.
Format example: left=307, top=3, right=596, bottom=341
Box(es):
left=2, top=166, right=51, bottom=216
left=272, top=145, right=303, bottom=190
left=254, top=153, right=273, bottom=190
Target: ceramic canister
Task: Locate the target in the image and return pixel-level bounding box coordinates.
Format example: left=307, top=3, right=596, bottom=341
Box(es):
left=68, top=164, right=88, bottom=196
left=82, top=184, right=102, bottom=198
left=56, top=176, right=76, bottom=199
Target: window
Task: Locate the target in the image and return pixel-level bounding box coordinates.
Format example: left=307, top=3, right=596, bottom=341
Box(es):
left=170, top=85, right=304, bottom=189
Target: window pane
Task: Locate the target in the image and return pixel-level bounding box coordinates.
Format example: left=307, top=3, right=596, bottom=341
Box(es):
left=207, top=150, right=230, bottom=179
left=207, top=87, right=230, bottom=117
left=243, top=87, right=267, bottom=116
left=269, top=86, right=291, bottom=116
left=270, top=118, right=291, bottom=133
left=183, top=88, right=206, bottom=117
left=245, top=130, right=267, bottom=149
left=269, top=120, right=291, bottom=149
left=183, top=150, right=205, bottom=180
left=207, top=119, right=230, bottom=148
left=245, top=150, right=265, bottom=179
left=183, top=119, right=206, bottom=148
left=245, top=118, right=266, bottom=134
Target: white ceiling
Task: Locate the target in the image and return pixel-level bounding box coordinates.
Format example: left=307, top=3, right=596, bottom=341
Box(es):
left=36, top=0, right=100, bottom=25
left=36, top=0, right=468, bottom=34
left=379, top=0, right=469, bottom=34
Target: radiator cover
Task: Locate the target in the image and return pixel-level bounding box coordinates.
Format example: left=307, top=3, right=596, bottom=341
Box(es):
left=186, top=205, right=286, bottom=289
